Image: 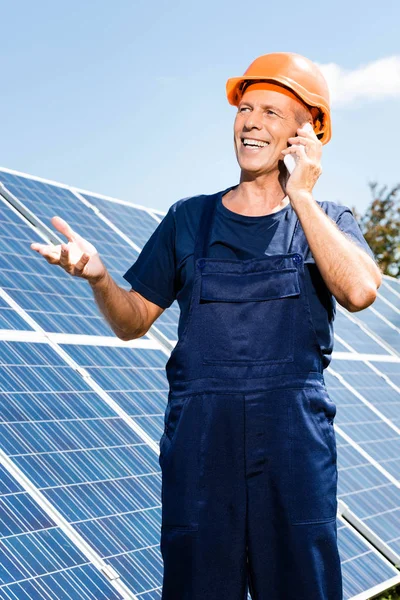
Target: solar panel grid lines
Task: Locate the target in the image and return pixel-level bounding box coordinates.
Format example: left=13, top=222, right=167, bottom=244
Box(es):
left=71, top=189, right=142, bottom=254
left=0, top=448, right=136, bottom=600
left=0, top=181, right=62, bottom=247
left=338, top=499, right=400, bottom=568
left=60, top=341, right=169, bottom=444
left=353, top=306, right=400, bottom=353
left=336, top=516, right=400, bottom=600
left=0, top=336, right=166, bottom=598
left=334, top=438, right=400, bottom=558
left=1, top=164, right=400, bottom=598
left=0, top=168, right=179, bottom=343
left=0, top=192, right=120, bottom=336
left=76, top=190, right=162, bottom=252
left=327, top=365, right=400, bottom=436
left=379, top=275, right=400, bottom=299
left=333, top=418, right=400, bottom=489
left=0, top=171, right=139, bottom=292
left=336, top=308, right=399, bottom=357
left=369, top=304, right=400, bottom=334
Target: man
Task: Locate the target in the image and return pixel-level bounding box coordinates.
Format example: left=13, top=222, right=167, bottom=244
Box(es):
left=31, top=52, right=381, bottom=600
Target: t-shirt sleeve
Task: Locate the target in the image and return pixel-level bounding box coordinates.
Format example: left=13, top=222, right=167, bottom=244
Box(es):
left=335, top=205, right=376, bottom=260
left=123, top=206, right=176, bottom=308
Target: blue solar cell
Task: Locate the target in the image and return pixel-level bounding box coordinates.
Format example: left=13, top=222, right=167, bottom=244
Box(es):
left=353, top=307, right=400, bottom=353
left=325, top=369, right=400, bottom=478
left=1, top=169, right=179, bottom=340
left=371, top=361, right=400, bottom=387
left=0, top=479, right=120, bottom=599
left=0, top=339, right=164, bottom=597
left=80, top=192, right=162, bottom=250
left=0, top=197, right=119, bottom=335
left=0, top=296, right=33, bottom=331
left=372, top=296, right=400, bottom=329
left=330, top=360, right=400, bottom=428
left=336, top=438, right=400, bottom=556
left=0, top=171, right=138, bottom=286
left=382, top=277, right=400, bottom=295
left=1, top=563, right=122, bottom=599
left=338, top=517, right=399, bottom=599
left=0, top=465, right=23, bottom=495
left=62, top=344, right=169, bottom=442
left=334, top=310, right=391, bottom=355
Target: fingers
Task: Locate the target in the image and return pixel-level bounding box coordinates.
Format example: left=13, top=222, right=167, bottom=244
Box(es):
left=30, top=242, right=61, bottom=264
left=281, top=145, right=307, bottom=157
left=51, top=216, right=76, bottom=242
left=74, top=253, right=90, bottom=276
left=287, top=135, right=309, bottom=146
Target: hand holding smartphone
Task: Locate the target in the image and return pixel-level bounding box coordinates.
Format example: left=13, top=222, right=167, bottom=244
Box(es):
left=283, top=122, right=314, bottom=174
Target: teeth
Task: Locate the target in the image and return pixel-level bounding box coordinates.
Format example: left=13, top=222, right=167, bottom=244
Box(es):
left=243, top=139, right=269, bottom=147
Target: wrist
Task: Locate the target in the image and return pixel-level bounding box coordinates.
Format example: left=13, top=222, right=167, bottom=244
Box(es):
left=88, top=269, right=108, bottom=288
left=288, top=190, right=314, bottom=206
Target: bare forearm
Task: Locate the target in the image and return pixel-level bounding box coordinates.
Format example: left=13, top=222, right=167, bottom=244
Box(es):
left=290, top=192, right=382, bottom=311
left=89, top=269, right=146, bottom=340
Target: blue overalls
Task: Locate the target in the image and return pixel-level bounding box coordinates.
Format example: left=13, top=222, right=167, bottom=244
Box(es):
left=159, top=192, right=343, bottom=599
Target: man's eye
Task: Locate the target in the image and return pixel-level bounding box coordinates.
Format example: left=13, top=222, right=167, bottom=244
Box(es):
left=239, top=107, right=250, bottom=112
left=266, top=110, right=276, bottom=116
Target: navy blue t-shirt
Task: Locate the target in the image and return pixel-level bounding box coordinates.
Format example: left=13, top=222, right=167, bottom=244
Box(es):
left=123, top=185, right=375, bottom=367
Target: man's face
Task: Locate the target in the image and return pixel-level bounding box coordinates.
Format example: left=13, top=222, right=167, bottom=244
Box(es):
left=233, top=86, right=310, bottom=176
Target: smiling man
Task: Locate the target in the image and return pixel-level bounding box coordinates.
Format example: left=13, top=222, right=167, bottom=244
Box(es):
left=31, top=52, right=381, bottom=600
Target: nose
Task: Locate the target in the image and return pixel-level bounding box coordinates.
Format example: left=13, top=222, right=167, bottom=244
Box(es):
left=243, top=108, right=263, bottom=131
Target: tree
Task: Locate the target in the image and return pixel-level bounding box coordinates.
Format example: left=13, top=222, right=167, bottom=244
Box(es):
left=352, top=183, right=400, bottom=278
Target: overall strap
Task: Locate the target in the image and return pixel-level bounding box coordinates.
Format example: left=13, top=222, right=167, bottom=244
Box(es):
left=193, top=192, right=220, bottom=264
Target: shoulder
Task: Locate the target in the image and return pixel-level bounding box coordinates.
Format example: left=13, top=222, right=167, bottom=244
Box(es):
left=316, top=200, right=355, bottom=221
left=169, top=192, right=210, bottom=217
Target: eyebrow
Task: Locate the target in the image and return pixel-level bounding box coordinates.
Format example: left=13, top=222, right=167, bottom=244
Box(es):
left=238, top=101, right=284, bottom=114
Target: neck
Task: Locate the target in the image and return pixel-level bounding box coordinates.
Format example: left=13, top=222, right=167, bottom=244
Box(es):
left=224, top=171, right=289, bottom=216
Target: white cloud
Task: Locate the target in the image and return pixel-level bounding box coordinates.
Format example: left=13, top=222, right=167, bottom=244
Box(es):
left=317, top=56, right=400, bottom=107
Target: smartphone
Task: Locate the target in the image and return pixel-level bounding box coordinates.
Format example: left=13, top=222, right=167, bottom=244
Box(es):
left=283, top=122, right=314, bottom=174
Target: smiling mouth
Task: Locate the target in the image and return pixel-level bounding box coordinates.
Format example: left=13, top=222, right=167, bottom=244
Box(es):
left=241, top=138, right=270, bottom=149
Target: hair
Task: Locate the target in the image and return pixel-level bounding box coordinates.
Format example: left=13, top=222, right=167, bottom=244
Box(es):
left=292, top=102, right=313, bottom=127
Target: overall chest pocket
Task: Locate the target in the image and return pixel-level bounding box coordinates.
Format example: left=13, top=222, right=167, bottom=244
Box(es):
left=199, top=268, right=300, bottom=365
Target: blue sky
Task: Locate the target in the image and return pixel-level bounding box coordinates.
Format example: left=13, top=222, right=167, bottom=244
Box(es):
left=1, top=0, right=399, bottom=214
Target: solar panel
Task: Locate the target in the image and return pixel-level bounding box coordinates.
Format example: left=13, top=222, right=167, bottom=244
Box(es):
left=79, top=192, right=163, bottom=251
left=0, top=170, right=138, bottom=289
left=61, top=343, right=169, bottom=442
left=330, top=360, right=400, bottom=428
left=383, top=276, right=400, bottom=295
left=326, top=369, right=400, bottom=478
left=0, top=465, right=122, bottom=599
left=334, top=310, right=396, bottom=355
left=0, top=294, right=32, bottom=331
left=351, top=307, right=400, bottom=353
left=0, top=194, right=121, bottom=336
left=0, top=337, right=166, bottom=598
left=337, top=516, right=400, bottom=599
left=336, top=437, right=400, bottom=556
left=0, top=169, right=179, bottom=342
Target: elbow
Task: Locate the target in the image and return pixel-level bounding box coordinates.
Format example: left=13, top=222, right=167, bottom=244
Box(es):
left=345, top=284, right=378, bottom=313
left=116, top=326, right=149, bottom=342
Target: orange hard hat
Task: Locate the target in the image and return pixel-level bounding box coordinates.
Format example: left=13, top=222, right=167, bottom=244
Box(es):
left=226, top=52, right=331, bottom=144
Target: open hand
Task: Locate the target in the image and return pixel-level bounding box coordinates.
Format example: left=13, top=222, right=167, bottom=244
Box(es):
left=31, top=216, right=106, bottom=283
